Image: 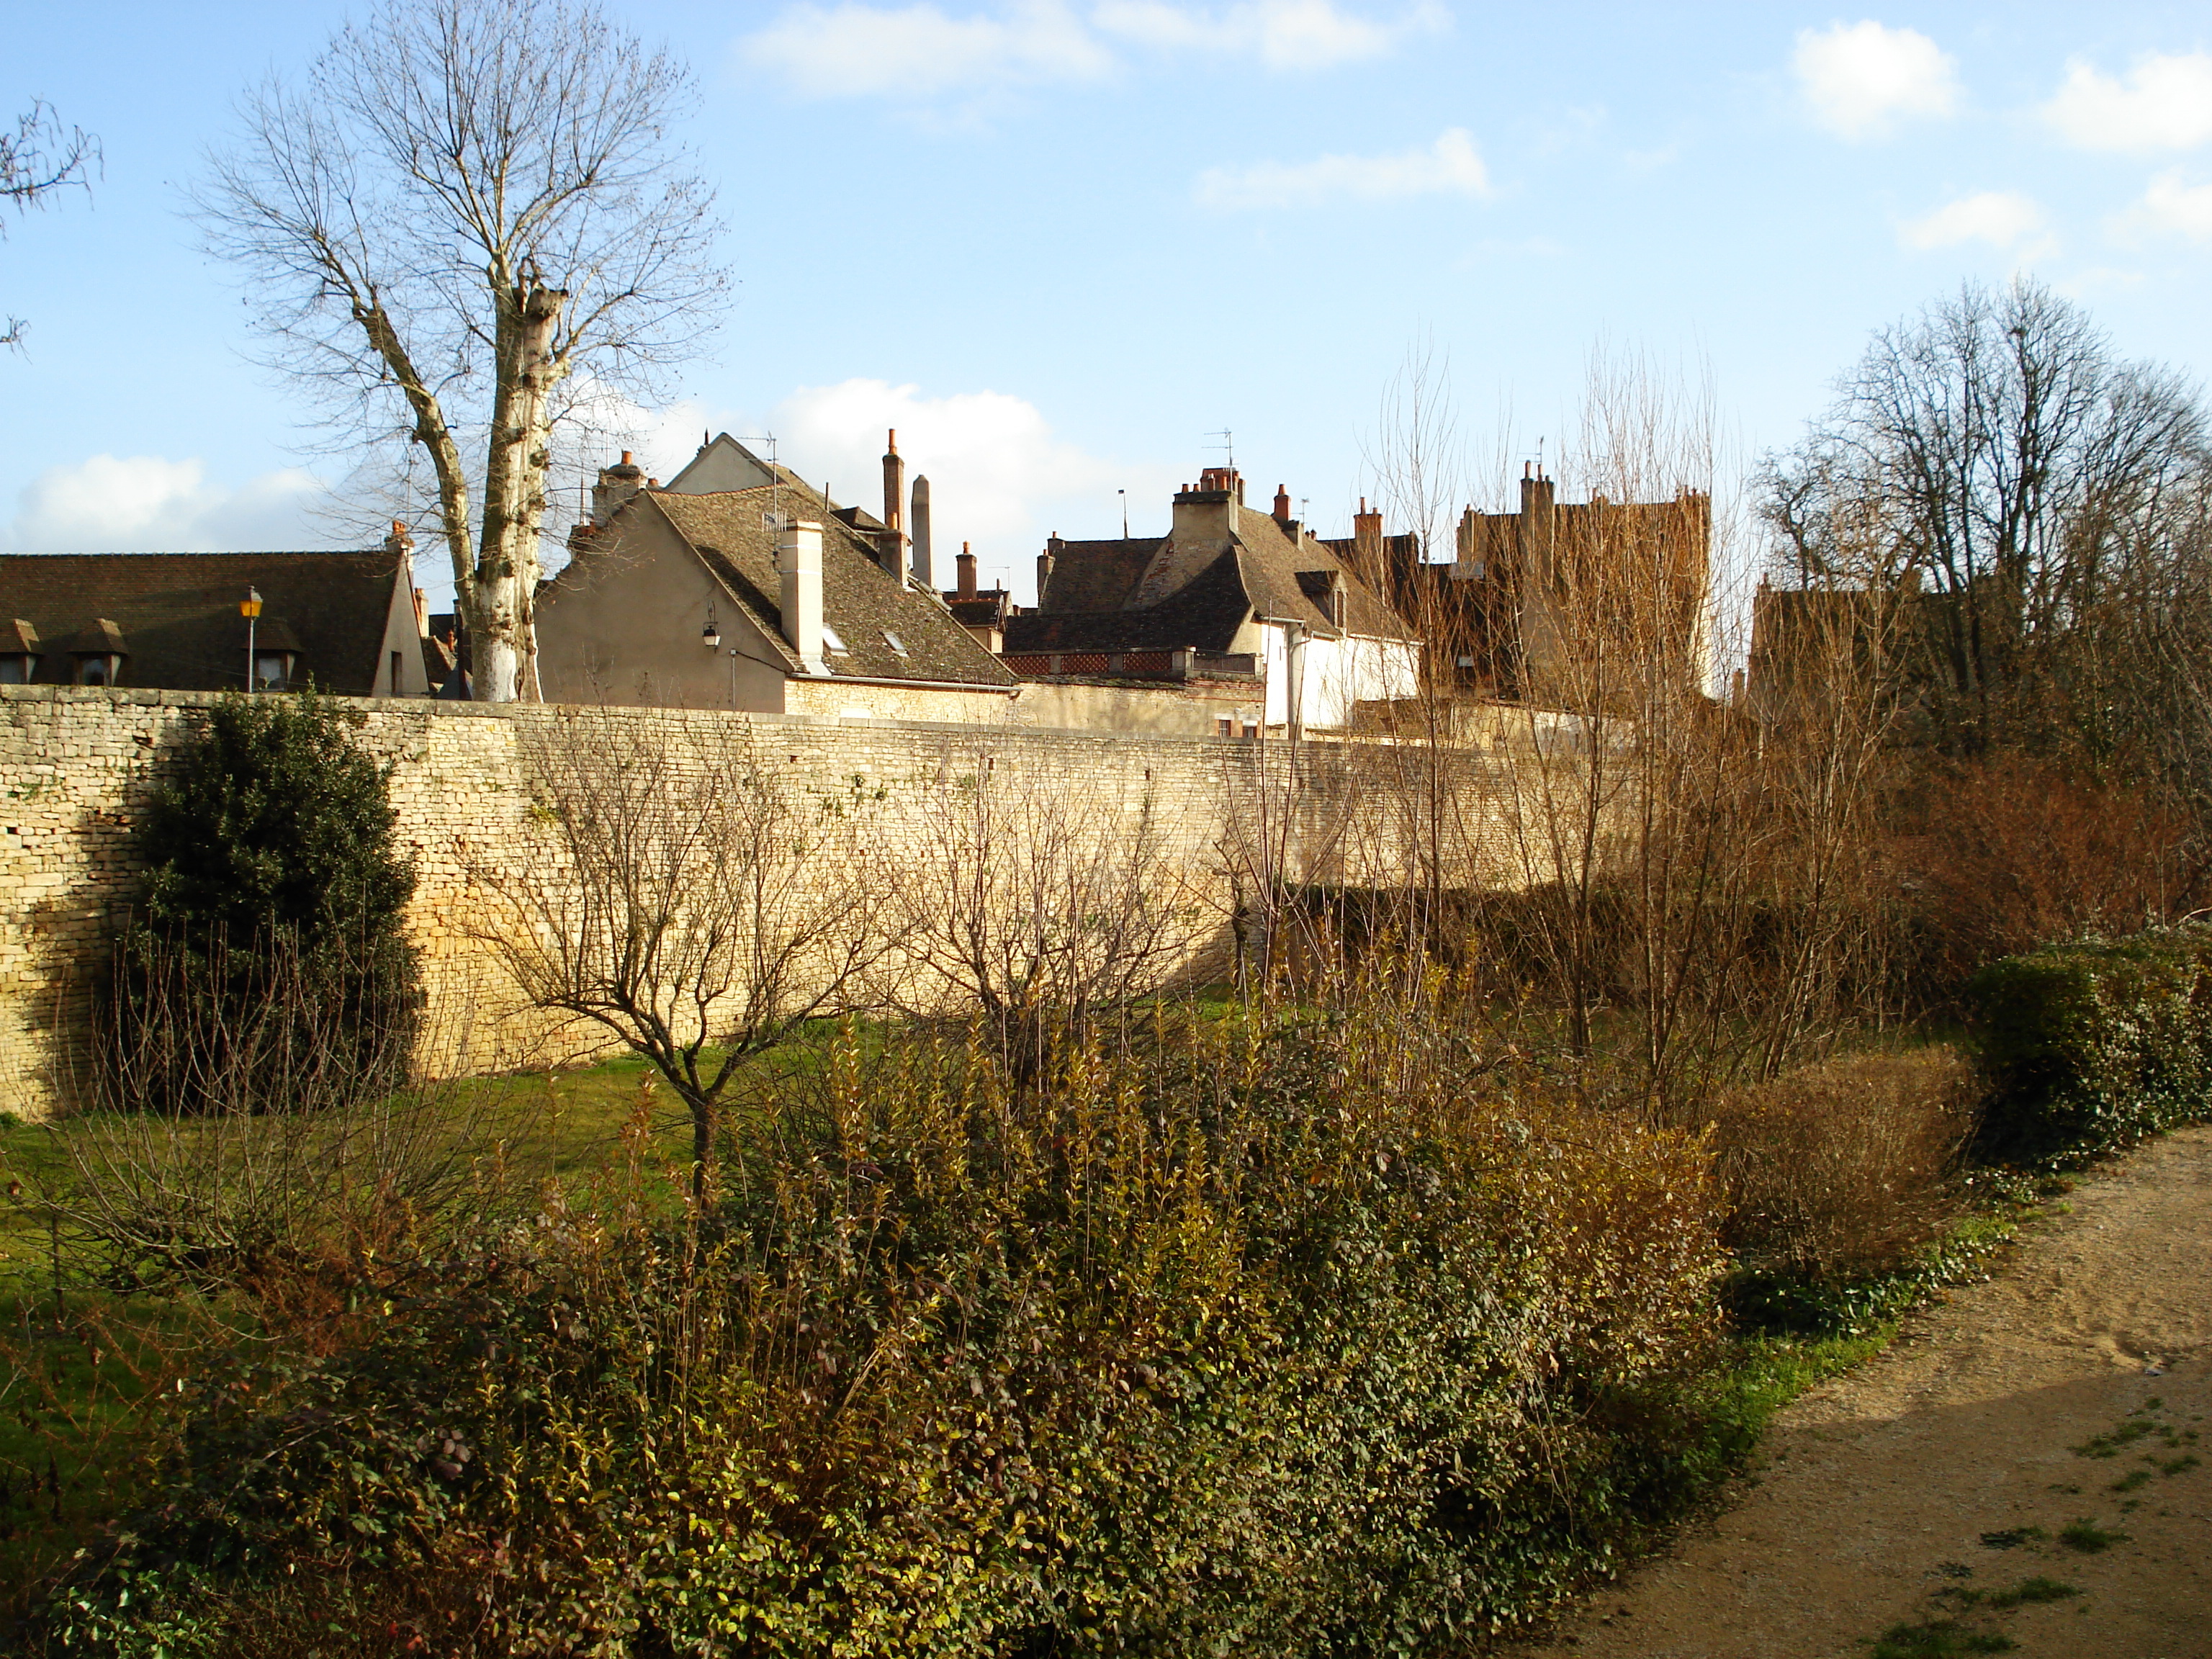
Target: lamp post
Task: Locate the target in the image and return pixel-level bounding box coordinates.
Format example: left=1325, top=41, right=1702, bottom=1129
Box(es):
left=240, top=587, right=263, bottom=691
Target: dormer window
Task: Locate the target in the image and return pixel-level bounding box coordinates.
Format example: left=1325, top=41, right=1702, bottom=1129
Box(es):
left=882, top=629, right=908, bottom=657
left=64, top=619, right=129, bottom=687
left=255, top=652, right=298, bottom=691
left=0, top=619, right=39, bottom=684
left=250, top=618, right=304, bottom=690
left=820, top=622, right=850, bottom=655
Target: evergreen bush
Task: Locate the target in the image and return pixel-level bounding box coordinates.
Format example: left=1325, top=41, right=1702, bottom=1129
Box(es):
left=1966, top=925, right=2212, bottom=1164
left=100, top=691, right=420, bottom=1115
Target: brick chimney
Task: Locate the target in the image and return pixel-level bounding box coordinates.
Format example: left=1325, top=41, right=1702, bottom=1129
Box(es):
left=910, top=473, right=932, bottom=589
left=778, top=519, right=827, bottom=674
left=1037, top=535, right=1060, bottom=606
left=878, top=429, right=907, bottom=583
left=383, top=518, right=414, bottom=559
left=1272, top=483, right=1292, bottom=524
left=956, top=543, right=978, bottom=601
left=1352, top=495, right=1383, bottom=569
left=590, top=451, right=646, bottom=526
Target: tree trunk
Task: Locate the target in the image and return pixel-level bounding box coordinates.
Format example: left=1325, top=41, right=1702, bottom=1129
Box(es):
left=468, top=269, right=568, bottom=703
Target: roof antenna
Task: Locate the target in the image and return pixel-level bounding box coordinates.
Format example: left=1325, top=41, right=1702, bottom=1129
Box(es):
left=735, top=430, right=781, bottom=524
left=1206, top=428, right=1235, bottom=471
left=1118, top=487, right=1128, bottom=539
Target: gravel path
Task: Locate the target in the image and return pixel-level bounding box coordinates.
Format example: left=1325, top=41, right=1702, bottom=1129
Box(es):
left=1520, top=1123, right=2212, bottom=1659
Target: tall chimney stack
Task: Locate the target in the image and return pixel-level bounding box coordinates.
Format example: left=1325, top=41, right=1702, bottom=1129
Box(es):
left=873, top=428, right=909, bottom=585
left=778, top=519, right=827, bottom=674
left=910, top=474, right=932, bottom=590
left=1037, top=536, right=1060, bottom=606
left=1272, top=484, right=1292, bottom=524
left=956, top=542, right=978, bottom=601
left=1352, top=495, right=1383, bottom=572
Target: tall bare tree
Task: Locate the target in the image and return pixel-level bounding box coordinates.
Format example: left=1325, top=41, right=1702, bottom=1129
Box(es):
left=1, top=99, right=100, bottom=350
left=197, top=0, right=724, bottom=701
left=1761, top=277, right=2210, bottom=770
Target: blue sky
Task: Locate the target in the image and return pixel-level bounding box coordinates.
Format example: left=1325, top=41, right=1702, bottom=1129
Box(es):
left=4, top=1, right=2209, bottom=603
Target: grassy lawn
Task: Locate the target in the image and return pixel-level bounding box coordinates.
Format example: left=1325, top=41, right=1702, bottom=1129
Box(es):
left=0, top=1043, right=713, bottom=1623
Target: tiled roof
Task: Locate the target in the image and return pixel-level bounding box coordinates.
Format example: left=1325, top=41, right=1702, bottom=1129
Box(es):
left=1005, top=548, right=1252, bottom=654
left=1040, top=539, right=1160, bottom=612
left=638, top=480, right=1015, bottom=688
left=0, top=551, right=405, bottom=693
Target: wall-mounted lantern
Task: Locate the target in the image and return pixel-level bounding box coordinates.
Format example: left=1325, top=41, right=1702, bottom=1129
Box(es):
left=702, top=601, right=721, bottom=650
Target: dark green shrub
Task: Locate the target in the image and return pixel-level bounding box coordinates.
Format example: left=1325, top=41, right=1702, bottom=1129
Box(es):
left=27, top=1000, right=1730, bottom=1656
left=1966, top=925, right=2212, bottom=1164
left=101, top=691, right=419, bottom=1115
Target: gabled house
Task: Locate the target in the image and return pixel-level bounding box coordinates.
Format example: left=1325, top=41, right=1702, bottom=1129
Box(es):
left=537, top=436, right=1017, bottom=719
left=1004, top=467, right=1421, bottom=734
left=0, top=539, right=431, bottom=696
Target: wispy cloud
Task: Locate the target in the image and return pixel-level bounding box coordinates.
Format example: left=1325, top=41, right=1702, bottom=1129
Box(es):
left=740, top=1, right=1111, bottom=99
left=2120, top=171, right=2212, bottom=241
left=1092, top=0, right=1444, bottom=72
left=1195, top=127, right=1489, bottom=210
left=2, top=455, right=331, bottom=552
left=2042, top=53, right=2212, bottom=153
left=737, top=0, right=1444, bottom=102
left=1791, top=20, right=1959, bottom=140
left=1898, top=190, right=2045, bottom=251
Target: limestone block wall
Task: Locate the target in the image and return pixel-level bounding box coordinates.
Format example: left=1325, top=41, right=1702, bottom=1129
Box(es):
left=0, top=688, right=1519, bottom=1120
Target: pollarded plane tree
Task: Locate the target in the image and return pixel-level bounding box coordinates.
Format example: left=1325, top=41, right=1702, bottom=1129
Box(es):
left=197, top=0, right=724, bottom=701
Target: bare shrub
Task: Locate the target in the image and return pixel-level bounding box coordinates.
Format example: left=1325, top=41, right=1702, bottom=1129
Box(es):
left=42, top=930, right=503, bottom=1293
left=1707, top=1046, right=1981, bottom=1282
left=1899, top=755, right=2199, bottom=996
left=885, top=745, right=1214, bottom=1079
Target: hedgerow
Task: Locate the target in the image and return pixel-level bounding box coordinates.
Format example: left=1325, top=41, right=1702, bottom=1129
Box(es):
left=25, top=999, right=1728, bottom=1656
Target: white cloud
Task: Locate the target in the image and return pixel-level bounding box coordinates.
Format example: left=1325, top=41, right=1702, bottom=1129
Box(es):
left=1195, top=127, right=1490, bottom=210
left=737, top=0, right=1440, bottom=99
left=1092, top=0, right=1444, bottom=72
left=756, top=379, right=1163, bottom=596
left=2125, top=171, right=2212, bottom=241
left=2044, top=53, right=2212, bottom=153
left=2, top=455, right=331, bottom=552
left=740, top=0, right=1110, bottom=98
left=1898, top=190, right=2045, bottom=251
left=1791, top=20, right=1959, bottom=140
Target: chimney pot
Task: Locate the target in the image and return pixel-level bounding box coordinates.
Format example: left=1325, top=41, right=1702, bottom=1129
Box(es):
left=621, top=450, right=633, bottom=466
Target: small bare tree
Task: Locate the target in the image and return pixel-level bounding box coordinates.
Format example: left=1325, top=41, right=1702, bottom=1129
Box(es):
left=197, top=0, right=724, bottom=701
left=887, top=747, right=1211, bottom=1081
left=2, top=99, right=100, bottom=350
left=474, top=712, right=891, bottom=1199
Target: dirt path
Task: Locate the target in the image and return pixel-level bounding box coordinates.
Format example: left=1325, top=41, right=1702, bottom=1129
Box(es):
left=1521, top=1123, right=2212, bottom=1659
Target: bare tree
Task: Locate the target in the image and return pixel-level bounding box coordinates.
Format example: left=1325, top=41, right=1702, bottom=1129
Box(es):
left=1, top=99, right=100, bottom=350
left=197, top=0, right=724, bottom=701
left=887, top=747, right=1213, bottom=1082
left=472, top=712, right=891, bottom=1200
left=1761, top=277, right=2211, bottom=768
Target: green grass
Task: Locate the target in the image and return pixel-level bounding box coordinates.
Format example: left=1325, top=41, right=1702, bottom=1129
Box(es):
left=2056, top=1518, right=2128, bottom=1553
left=1870, top=1618, right=2015, bottom=1657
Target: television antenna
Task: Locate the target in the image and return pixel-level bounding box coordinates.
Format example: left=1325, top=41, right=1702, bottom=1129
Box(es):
left=1205, top=428, right=1235, bottom=471
left=733, top=431, right=782, bottom=524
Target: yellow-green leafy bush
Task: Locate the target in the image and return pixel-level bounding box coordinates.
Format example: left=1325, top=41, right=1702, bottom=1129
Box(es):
left=29, top=1000, right=1725, bottom=1657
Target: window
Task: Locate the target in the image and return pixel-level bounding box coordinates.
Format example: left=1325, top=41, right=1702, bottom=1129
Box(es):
left=1215, top=716, right=1233, bottom=738
left=820, top=623, right=849, bottom=655
left=882, top=629, right=908, bottom=657
left=74, top=655, right=121, bottom=686
left=390, top=649, right=404, bottom=693
left=0, top=656, right=32, bottom=685
left=256, top=652, right=296, bottom=689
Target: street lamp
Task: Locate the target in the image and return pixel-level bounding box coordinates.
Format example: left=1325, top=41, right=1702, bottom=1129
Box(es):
left=701, top=603, right=721, bottom=650
left=240, top=587, right=264, bottom=691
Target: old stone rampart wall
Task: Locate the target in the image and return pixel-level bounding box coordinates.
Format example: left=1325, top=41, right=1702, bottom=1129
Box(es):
left=0, top=687, right=1530, bottom=1120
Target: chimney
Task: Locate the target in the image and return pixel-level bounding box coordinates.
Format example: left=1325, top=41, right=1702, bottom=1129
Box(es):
left=1352, top=495, right=1383, bottom=570
left=383, top=518, right=415, bottom=560
left=1037, top=535, right=1060, bottom=606
left=910, top=474, right=932, bottom=590
left=778, top=519, right=827, bottom=674
left=877, top=429, right=909, bottom=583
left=590, top=451, right=646, bottom=526
left=1272, top=483, right=1292, bottom=525
left=957, top=543, right=978, bottom=601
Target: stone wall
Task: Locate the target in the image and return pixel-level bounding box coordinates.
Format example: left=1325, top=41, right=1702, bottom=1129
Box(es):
left=0, top=687, right=1517, bottom=1120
